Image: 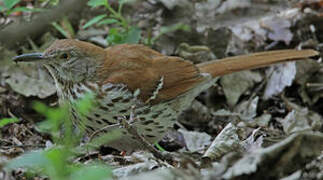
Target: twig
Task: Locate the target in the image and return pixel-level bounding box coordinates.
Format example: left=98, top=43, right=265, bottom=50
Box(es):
left=89, top=123, right=120, bottom=141
left=0, top=0, right=87, bottom=49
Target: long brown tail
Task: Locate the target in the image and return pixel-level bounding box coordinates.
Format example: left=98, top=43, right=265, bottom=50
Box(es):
left=197, top=49, right=319, bottom=77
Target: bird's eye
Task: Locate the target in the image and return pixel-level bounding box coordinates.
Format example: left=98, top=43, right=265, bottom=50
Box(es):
left=60, top=53, right=70, bottom=59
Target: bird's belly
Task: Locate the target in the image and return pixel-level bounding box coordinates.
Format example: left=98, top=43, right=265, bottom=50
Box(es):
left=64, top=82, right=181, bottom=151
left=85, top=99, right=179, bottom=151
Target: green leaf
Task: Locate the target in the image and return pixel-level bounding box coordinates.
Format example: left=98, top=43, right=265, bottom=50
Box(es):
left=160, top=23, right=190, bottom=34
left=124, top=27, right=141, bottom=44
left=106, top=28, right=123, bottom=45
left=6, top=150, right=49, bottom=170
left=51, top=22, right=70, bottom=38
left=75, top=93, right=95, bottom=114
left=83, top=14, right=107, bottom=29
left=70, top=164, right=112, bottom=180
left=33, top=101, right=48, bottom=115
left=97, top=18, right=118, bottom=26
left=0, top=6, right=4, bottom=12
left=6, top=148, right=75, bottom=179
left=33, top=101, right=68, bottom=134
left=45, top=148, right=70, bottom=176
left=4, top=0, right=20, bottom=9
left=33, top=101, right=67, bottom=122
left=36, top=120, right=55, bottom=133
left=61, top=17, right=75, bottom=38
left=87, top=0, right=107, bottom=7
left=106, top=27, right=141, bottom=45
left=0, top=118, right=19, bottom=128
left=155, top=142, right=166, bottom=152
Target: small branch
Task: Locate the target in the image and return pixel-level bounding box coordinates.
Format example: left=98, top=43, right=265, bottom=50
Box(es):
left=0, top=0, right=87, bottom=49
left=89, top=123, right=120, bottom=141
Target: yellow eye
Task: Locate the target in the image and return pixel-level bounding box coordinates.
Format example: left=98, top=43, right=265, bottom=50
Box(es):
left=60, top=53, right=70, bottom=59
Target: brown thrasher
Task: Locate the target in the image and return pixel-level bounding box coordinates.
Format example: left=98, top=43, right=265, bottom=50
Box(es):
left=13, top=39, right=318, bottom=151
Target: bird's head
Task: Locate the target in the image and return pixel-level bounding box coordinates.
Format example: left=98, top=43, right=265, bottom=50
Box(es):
left=13, top=39, right=106, bottom=83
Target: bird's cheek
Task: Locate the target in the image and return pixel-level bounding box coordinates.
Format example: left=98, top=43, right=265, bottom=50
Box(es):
left=66, top=66, right=85, bottom=81
left=47, top=58, right=62, bottom=65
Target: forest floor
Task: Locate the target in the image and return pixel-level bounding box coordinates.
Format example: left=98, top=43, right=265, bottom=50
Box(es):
left=0, top=0, right=323, bottom=179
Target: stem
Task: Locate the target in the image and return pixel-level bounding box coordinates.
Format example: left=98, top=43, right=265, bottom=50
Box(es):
left=306, top=83, right=323, bottom=87
left=105, top=0, right=128, bottom=30
left=118, top=1, right=124, bottom=14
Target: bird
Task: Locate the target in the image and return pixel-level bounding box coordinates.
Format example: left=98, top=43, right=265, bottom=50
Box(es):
left=13, top=39, right=318, bottom=151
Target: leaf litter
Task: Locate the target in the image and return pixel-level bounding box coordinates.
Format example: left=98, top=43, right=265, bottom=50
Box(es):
left=0, top=1, right=323, bottom=180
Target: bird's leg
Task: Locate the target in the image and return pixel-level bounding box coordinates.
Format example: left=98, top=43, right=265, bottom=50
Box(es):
left=119, top=105, right=174, bottom=163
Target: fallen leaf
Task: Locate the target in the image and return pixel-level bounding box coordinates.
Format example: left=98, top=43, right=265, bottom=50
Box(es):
left=221, top=71, right=262, bottom=106
left=178, top=129, right=212, bottom=153
left=264, top=62, right=296, bottom=99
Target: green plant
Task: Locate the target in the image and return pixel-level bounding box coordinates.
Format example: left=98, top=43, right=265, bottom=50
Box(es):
left=83, top=0, right=192, bottom=46
left=0, top=117, right=19, bottom=128
left=0, top=0, right=43, bottom=16
left=6, top=148, right=112, bottom=180
left=154, top=142, right=166, bottom=152
left=5, top=93, right=112, bottom=180
left=52, top=17, right=76, bottom=39
left=84, top=0, right=141, bottom=45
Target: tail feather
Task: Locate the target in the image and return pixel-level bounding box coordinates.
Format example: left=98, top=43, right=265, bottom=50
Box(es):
left=197, top=49, right=319, bottom=77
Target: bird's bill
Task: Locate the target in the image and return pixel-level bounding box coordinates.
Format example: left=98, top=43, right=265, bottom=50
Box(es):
left=13, top=53, right=46, bottom=62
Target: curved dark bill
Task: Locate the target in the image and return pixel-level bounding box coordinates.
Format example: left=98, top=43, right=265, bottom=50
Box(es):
left=12, top=53, right=46, bottom=62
